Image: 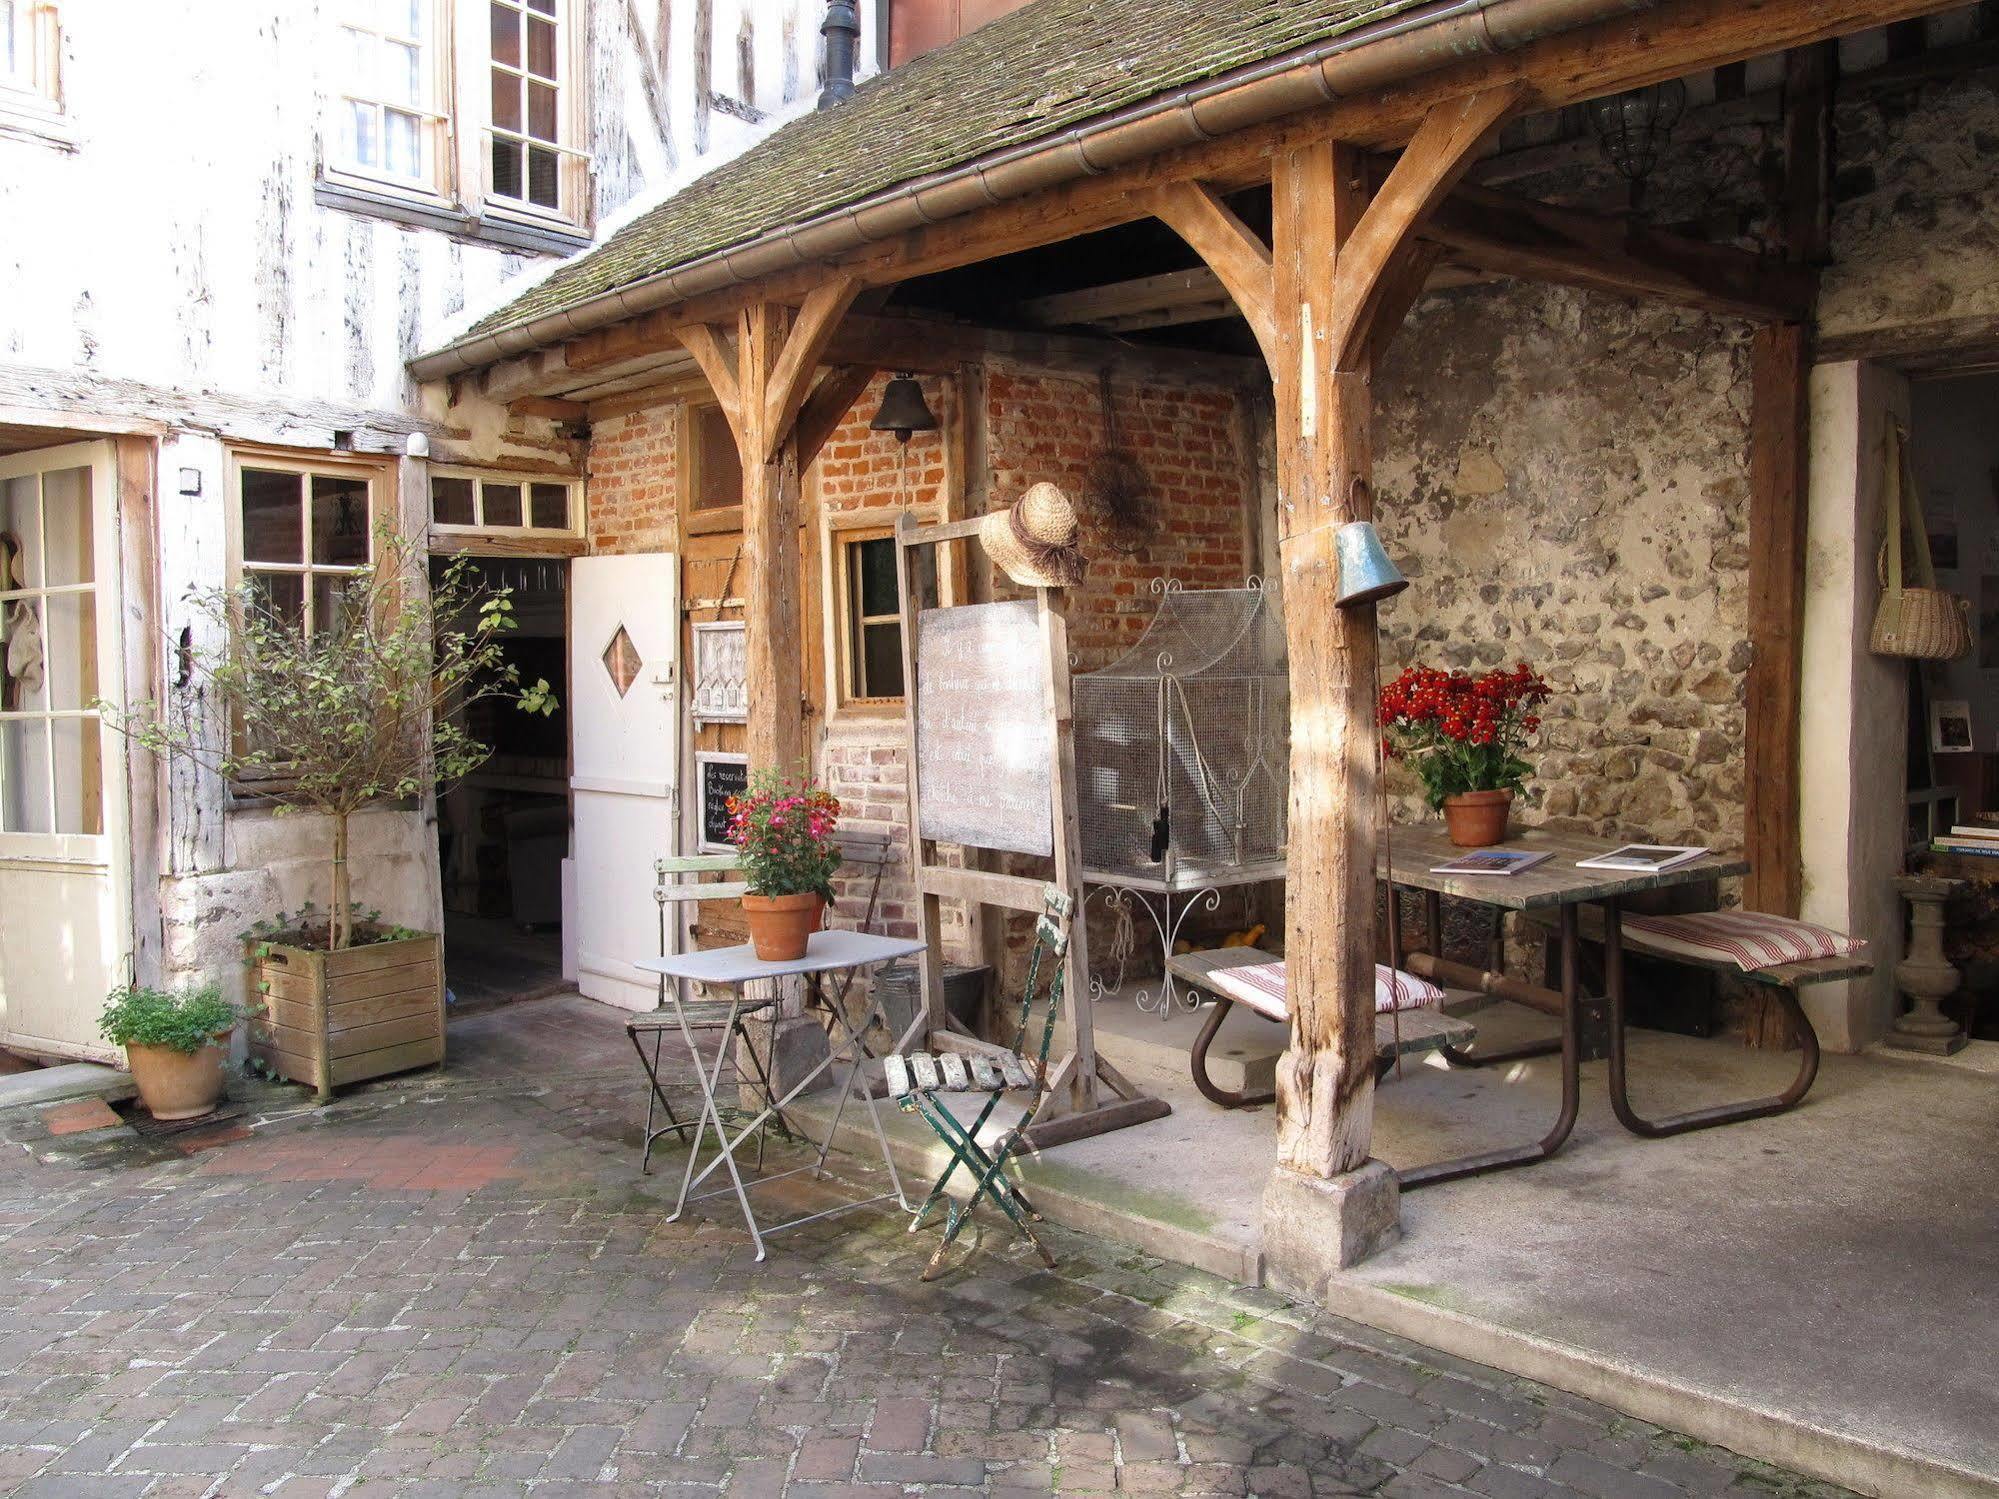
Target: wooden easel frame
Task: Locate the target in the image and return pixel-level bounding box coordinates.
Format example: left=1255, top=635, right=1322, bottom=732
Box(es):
left=893, top=512, right=1168, bottom=1148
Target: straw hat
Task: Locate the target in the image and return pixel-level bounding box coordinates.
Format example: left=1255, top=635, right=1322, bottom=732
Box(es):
left=980, top=482, right=1088, bottom=589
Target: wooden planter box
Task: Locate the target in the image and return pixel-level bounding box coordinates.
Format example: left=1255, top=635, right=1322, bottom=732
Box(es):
left=248, top=932, right=444, bottom=1100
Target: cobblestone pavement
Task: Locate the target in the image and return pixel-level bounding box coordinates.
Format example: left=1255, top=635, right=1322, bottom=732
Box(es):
left=0, top=995, right=1854, bottom=1498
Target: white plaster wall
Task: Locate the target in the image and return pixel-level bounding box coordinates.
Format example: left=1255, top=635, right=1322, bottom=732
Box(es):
left=1799, top=361, right=1908, bottom=1050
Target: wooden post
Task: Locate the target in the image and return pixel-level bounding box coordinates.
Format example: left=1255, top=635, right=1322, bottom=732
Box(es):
left=738, top=301, right=808, bottom=774
left=1268, top=139, right=1381, bottom=1181
left=1744, top=322, right=1810, bottom=918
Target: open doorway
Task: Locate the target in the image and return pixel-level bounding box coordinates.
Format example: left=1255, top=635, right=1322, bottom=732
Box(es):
left=432, top=555, right=570, bottom=1011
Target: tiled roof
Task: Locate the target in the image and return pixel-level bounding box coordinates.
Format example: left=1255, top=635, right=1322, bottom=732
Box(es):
left=460, top=0, right=1428, bottom=341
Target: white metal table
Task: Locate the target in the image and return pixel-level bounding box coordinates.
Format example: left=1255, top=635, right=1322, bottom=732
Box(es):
left=635, top=929, right=925, bottom=1260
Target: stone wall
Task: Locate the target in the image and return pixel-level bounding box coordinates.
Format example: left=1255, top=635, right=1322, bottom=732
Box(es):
left=1374, top=281, right=1755, bottom=849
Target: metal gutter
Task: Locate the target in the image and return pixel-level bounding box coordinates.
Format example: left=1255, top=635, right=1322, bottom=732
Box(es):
left=410, top=0, right=1655, bottom=383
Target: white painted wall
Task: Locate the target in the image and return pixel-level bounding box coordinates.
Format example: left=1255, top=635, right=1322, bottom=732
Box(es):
left=1799, top=360, right=1909, bottom=1050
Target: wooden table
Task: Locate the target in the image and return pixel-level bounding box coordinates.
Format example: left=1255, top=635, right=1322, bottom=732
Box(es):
left=1379, top=824, right=1753, bottom=1190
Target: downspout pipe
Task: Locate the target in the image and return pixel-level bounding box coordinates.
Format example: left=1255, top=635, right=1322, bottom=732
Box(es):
left=410, top=0, right=1654, bottom=383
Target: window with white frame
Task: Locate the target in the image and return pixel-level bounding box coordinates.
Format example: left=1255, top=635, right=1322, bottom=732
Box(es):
left=484, top=0, right=578, bottom=219
left=234, top=459, right=379, bottom=637
left=330, top=0, right=446, bottom=195
left=0, top=0, right=61, bottom=122
left=430, top=469, right=578, bottom=536
left=838, top=532, right=903, bottom=703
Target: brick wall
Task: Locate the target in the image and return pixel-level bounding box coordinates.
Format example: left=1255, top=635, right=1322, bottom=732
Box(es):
left=585, top=403, right=678, bottom=555
left=817, top=372, right=948, bottom=519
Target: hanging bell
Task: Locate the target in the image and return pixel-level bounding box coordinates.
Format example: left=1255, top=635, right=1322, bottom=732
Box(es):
left=1333, top=520, right=1408, bottom=609
left=871, top=373, right=938, bottom=444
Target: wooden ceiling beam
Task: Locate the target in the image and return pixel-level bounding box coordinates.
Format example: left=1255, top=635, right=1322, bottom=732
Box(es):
left=1144, top=182, right=1278, bottom=365
left=675, top=322, right=742, bottom=435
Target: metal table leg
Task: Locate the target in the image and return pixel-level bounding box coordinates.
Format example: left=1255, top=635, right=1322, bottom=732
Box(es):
left=1397, top=903, right=1584, bottom=1191
left=1600, top=897, right=1823, bottom=1137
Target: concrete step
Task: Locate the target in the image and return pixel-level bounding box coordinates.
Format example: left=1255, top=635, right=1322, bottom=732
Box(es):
left=0, top=1062, right=136, bottom=1113
left=1091, top=986, right=1282, bottom=1095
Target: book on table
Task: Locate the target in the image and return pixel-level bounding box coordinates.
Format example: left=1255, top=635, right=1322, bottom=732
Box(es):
left=1429, top=849, right=1555, bottom=876
left=1934, top=836, right=1999, bottom=856
left=1574, top=844, right=1710, bottom=873
left=1945, top=825, right=1999, bottom=841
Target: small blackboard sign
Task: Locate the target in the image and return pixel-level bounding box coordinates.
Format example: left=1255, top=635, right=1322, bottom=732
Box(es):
left=697, top=753, right=749, bottom=853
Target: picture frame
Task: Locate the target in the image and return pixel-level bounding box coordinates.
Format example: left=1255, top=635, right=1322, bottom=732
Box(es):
left=1932, top=699, right=1975, bottom=754
left=690, top=620, right=748, bottom=725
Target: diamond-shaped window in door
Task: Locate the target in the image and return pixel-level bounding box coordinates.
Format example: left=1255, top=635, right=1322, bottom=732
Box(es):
left=602, top=625, right=643, bottom=698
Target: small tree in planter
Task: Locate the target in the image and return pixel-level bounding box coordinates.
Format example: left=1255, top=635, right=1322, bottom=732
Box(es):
left=104, top=526, right=554, bottom=1098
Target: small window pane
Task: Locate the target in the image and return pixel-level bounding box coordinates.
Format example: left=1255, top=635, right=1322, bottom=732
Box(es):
left=1, top=597, right=48, bottom=712
left=0, top=475, right=42, bottom=590
left=248, top=571, right=305, bottom=630
left=40, top=468, right=91, bottom=586
left=431, top=475, right=475, bottom=526
left=858, top=622, right=904, bottom=699
left=42, top=593, right=95, bottom=711
left=526, top=0, right=555, bottom=14
left=386, top=41, right=420, bottom=105
left=529, top=483, right=568, bottom=529
left=482, top=483, right=523, bottom=527
left=310, top=476, right=370, bottom=566
left=526, top=16, right=556, bottom=79
left=240, top=469, right=305, bottom=564
left=50, top=717, right=103, bottom=837
left=491, top=71, right=521, bottom=131
left=491, top=138, right=523, bottom=199
left=384, top=110, right=420, bottom=178
left=527, top=79, right=557, bottom=141
left=854, top=537, right=898, bottom=617
left=390, top=0, right=424, bottom=37
left=313, top=573, right=362, bottom=639
left=527, top=147, right=559, bottom=208
left=490, top=1, right=520, bottom=67
left=0, top=719, right=51, bottom=834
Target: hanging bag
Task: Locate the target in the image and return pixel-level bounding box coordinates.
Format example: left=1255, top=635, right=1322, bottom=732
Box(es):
left=1870, top=419, right=1972, bottom=661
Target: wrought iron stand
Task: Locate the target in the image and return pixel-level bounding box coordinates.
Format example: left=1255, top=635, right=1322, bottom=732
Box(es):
left=1084, top=865, right=1284, bottom=1019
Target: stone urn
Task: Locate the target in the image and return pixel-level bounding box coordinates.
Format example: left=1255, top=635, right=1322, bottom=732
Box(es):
left=1887, top=874, right=1968, bottom=1055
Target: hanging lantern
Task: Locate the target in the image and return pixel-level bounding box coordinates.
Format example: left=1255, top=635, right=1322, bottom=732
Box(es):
left=1588, top=80, right=1687, bottom=194
left=870, top=373, right=938, bottom=444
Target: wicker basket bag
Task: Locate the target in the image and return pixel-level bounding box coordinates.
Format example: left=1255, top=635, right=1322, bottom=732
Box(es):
left=1871, top=419, right=1971, bottom=661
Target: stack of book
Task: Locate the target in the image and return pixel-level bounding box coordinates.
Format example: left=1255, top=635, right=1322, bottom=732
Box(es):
left=1933, top=824, right=1999, bottom=859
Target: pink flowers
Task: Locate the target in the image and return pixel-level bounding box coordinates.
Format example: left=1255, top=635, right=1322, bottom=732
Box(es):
left=728, top=771, right=844, bottom=899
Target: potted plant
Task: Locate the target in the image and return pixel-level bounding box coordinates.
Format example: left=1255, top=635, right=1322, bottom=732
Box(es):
left=98, top=983, right=246, bottom=1120
left=1380, top=663, right=1552, bottom=847
left=727, top=770, right=843, bottom=960
left=103, top=527, right=554, bottom=1101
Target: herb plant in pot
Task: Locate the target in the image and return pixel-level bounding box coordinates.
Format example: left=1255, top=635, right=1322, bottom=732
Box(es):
left=728, top=771, right=843, bottom=961
left=99, top=983, right=246, bottom=1121
left=1380, top=663, right=1552, bottom=847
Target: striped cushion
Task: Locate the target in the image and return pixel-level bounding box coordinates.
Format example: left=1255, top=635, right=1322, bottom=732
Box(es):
left=1622, top=911, right=1867, bottom=972
left=1206, top=961, right=1445, bottom=1024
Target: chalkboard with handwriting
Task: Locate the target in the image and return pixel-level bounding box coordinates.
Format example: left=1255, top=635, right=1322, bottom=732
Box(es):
left=698, top=754, right=749, bottom=853
left=914, top=601, right=1053, bottom=856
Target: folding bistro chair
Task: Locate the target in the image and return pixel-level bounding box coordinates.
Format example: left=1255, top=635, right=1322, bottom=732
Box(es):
left=884, top=886, right=1073, bottom=1281
left=628, top=853, right=795, bottom=1174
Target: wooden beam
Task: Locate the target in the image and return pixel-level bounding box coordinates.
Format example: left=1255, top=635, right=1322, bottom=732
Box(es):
left=760, top=274, right=862, bottom=462
left=1743, top=323, right=1809, bottom=917
left=509, top=397, right=587, bottom=422
left=1418, top=182, right=1818, bottom=323
left=675, top=322, right=741, bottom=436
left=795, top=363, right=877, bottom=467
left=1018, top=267, right=1229, bottom=327
left=1327, top=85, right=1522, bottom=370
left=1367, top=242, right=1446, bottom=368
left=1268, top=137, right=1379, bottom=1183
left=1782, top=42, right=1836, bottom=264
left=1144, top=182, right=1278, bottom=363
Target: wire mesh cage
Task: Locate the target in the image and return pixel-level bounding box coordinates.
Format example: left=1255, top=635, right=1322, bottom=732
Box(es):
left=1075, top=582, right=1289, bottom=890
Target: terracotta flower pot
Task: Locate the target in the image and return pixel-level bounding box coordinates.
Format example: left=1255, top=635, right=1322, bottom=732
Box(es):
left=125, top=1035, right=230, bottom=1121
left=1442, top=789, right=1514, bottom=848
left=741, top=892, right=825, bottom=962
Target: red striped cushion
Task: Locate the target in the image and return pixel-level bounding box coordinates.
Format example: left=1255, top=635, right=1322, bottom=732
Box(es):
left=1206, top=960, right=1444, bottom=1023
left=1622, top=911, right=1866, bottom=972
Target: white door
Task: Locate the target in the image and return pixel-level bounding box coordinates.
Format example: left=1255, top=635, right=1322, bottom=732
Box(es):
left=0, top=441, right=129, bottom=1061
left=568, top=552, right=680, bottom=1010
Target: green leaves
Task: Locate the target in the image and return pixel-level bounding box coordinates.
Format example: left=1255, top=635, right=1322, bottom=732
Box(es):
left=99, top=983, right=247, bottom=1054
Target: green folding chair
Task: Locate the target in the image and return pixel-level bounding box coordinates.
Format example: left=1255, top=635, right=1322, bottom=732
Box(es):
left=884, top=886, right=1073, bottom=1281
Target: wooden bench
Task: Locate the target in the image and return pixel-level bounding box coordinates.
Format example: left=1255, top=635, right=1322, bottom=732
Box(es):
left=1165, top=947, right=1476, bottom=1109
left=1513, top=904, right=1873, bottom=1136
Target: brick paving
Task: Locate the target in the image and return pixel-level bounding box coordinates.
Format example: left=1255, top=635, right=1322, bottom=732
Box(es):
left=0, top=995, right=1853, bottom=1497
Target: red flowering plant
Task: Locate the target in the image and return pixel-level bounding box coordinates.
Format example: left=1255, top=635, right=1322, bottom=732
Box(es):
left=1378, top=663, right=1553, bottom=809
left=726, top=769, right=844, bottom=899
